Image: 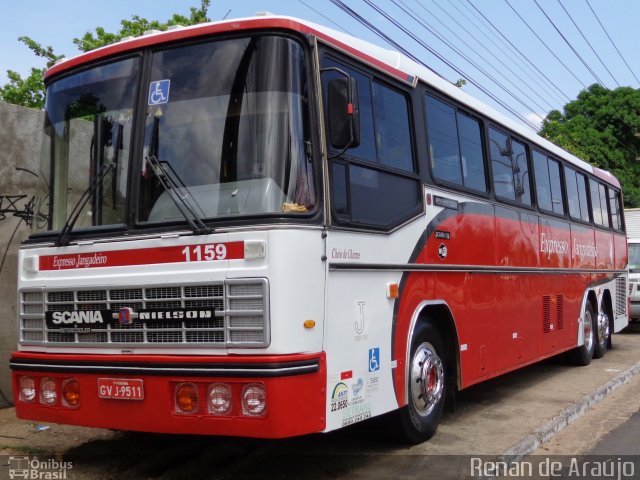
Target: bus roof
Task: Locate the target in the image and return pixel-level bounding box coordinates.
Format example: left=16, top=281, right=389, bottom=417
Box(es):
left=45, top=14, right=620, bottom=189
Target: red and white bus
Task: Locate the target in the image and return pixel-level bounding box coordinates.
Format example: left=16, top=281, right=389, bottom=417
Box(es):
left=11, top=14, right=628, bottom=443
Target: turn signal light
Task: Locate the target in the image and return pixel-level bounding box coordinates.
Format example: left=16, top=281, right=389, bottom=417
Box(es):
left=62, top=379, right=80, bottom=408
left=175, top=383, right=199, bottom=414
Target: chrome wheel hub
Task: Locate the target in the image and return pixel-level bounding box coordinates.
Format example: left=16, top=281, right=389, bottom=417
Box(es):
left=597, top=312, right=610, bottom=344
left=583, top=310, right=593, bottom=351
left=410, top=343, right=444, bottom=416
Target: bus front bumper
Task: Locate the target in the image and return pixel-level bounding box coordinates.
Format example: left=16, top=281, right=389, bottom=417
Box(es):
left=10, top=352, right=326, bottom=438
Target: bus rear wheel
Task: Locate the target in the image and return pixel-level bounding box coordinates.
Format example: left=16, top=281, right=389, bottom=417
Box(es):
left=593, top=309, right=610, bottom=359
left=394, top=323, right=446, bottom=444
left=569, top=303, right=596, bottom=366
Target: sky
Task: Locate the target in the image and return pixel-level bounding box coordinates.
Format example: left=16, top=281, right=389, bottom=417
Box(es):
left=1, top=0, right=638, bottom=131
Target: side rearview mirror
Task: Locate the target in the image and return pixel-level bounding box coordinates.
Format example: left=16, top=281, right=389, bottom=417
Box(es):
left=327, top=76, right=360, bottom=150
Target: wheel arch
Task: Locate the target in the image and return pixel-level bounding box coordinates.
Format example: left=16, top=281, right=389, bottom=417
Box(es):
left=406, top=301, right=461, bottom=391
left=577, top=289, right=598, bottom=347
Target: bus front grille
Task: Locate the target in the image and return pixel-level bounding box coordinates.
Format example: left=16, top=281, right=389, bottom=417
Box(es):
left=19, top=279, right=269, bottom=348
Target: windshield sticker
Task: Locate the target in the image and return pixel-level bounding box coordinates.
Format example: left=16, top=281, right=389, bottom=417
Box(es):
left=148, top=79, right=170, bottom=105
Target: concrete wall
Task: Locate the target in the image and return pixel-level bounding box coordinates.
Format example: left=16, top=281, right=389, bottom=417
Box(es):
left=0, top=101, right=43, bottom=406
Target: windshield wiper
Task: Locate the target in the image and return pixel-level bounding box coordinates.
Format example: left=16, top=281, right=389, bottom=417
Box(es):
left=146, top=116, right=211, bottom=235
left=56, top=116, right=121, bottom=246
left=56, top=161, right=115, bottom=246
left=145, top=154, right=211, bottom=235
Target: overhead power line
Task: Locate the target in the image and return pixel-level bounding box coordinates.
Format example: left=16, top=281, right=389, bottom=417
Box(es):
left=443, top=0, right=565, bottom=107
left=394, top=0, right=551, bottom=116
left=425, top=0, right=557, bottom=112
left=503, top=0, right=588, bottom=89
left=297, top=0, right=352, bottom=34
left=585, top=0, right=640, bottom=85
left=532, top=0, right=605, bottom=86
left=556, top=0, right=620, bottom=87
left=328, top=0, right=540, bottom=130
left=463, top=0, right=572, bottom=103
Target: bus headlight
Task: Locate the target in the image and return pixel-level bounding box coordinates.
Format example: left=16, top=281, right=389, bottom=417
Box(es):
left=207, top=383, right=231, bottom=415
left=19, top=376, right=36, bottom=403
left=39, top=377, right=57, bottom=405
left=241, top=383, right=266, bottom=416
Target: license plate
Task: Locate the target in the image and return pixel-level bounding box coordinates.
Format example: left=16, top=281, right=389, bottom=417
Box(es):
left=98, top=378, right=144, bottom=400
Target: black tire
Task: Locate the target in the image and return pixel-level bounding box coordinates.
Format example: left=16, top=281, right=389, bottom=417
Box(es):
left=568, top=303, right=596, bottom=366
left=393, top=323, right=446, bottom=444
left=593, top=306, right=610, bottom=359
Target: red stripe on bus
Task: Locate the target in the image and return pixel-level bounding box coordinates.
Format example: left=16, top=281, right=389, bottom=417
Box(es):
left=38, top=241, right=245, bottom=270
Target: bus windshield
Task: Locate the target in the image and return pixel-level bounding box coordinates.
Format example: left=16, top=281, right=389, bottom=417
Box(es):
left=33, top=34, right=315, bottom=236
left=34, top=57, right=139, bottom=234
left=139, top=35, right=315, bottom=224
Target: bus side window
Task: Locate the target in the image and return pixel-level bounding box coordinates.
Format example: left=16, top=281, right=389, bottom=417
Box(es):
left=548, top=158, right=565, bottom=215
left=489, top=128, right=531, bottom=205
left=565, top=166, right=581, bottom=220
left=608, top=188, right=623, bottom=231
left=533, top=150, right=553, bottom=211
left=589, top=179, right=603, bottom=226
left=322, top=55, right=421, bottom=229
left=599, top=183, right=611, bottom=228
left=425, top=94, right=486, bottom=192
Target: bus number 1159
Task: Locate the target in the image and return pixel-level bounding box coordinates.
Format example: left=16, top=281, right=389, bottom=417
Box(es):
left=181, top=244, right=228, bottom=262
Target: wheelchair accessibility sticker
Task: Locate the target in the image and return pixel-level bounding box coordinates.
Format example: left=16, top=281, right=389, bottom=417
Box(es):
left=148, top=79, right=170, bottom=105
left=368, top=347, right=380, bottom=372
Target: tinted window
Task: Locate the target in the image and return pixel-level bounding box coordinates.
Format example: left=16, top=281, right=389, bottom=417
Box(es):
left=599, top=183, right=610, bottom=227
left=512, top=139, right=531, bottom=205
left=349, top=165, right=421, bottom=226
left=374, top=81, right=413, bottom=171
left=331, top=162, right=348, bottom=217
left=576, top=172, right=590, bottom=222
left=489, top=128, right=531, bottom=205
left=457, top=112, right=486, bottom=192
left=565, top=167, right=581, bottom=219
left=426, top=95, right=487, bottom=192
left=589, top=179, right=603, bottom=226
left=548, top=159, right=564, bottom=215
left=489, top=129, right=513, bottom=199
left=609, top=189, right=622, bottom=230
left=533, top=150, right=552, bottom=211
left=323, top=57, right=420, bottom=229
left=426, top=96, right=461, bottom=185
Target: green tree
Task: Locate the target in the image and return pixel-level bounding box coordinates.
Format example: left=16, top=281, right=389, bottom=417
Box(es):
left=539, top=84, right=640, bottom=207
left=0, top=1, right=210, bottom=109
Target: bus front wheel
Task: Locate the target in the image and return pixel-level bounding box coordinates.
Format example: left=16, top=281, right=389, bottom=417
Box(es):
left=394, top=323, right=446, bottom=444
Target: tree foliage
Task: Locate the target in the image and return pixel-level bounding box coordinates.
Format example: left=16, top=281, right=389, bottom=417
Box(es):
left=0, top=1, right=210, bottom=109
left=539, top=84, right=640, bottom=207
left=73, top=1, right=210, bottom=52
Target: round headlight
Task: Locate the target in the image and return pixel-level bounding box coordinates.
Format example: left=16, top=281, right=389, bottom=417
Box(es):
left=207, top=383, right=232, bottom=415
left=19, top=376, right=36, bottom=403
left=40, top=377, right=57, bottom=405
left=241, top=383, right=266, bottom=416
